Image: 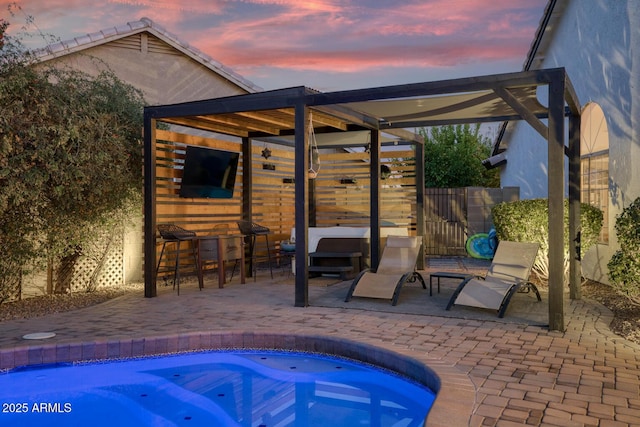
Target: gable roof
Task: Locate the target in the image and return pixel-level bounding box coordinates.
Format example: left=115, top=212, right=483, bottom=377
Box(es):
left=35, top=17, right=262, bottom=94
left=491, top=0, right=566, bottom=158
left=521, top=0, right=567, bottom=72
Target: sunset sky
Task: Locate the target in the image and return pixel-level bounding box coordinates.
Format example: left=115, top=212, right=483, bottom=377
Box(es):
left=4, top=0, right=548, bottom=91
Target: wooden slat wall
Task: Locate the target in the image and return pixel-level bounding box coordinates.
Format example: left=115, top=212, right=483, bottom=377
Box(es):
left=381, top=150, right=417, bottom=230
left=154, top=130, right=245, bottom=276
left=315, top=151, right=369, bottom=227
left=250, top=144, right=295, bottom=240
left=315, top=149, right=417, bottom=232
left=152, top=134, right=418, bottom=276
left=155, top=129, right=244, bottom=233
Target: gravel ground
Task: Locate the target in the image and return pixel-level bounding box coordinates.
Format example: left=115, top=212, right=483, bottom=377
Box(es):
left=582, top=280, right=640, bottom=345
left=1, top=281, right=638, bottom=346
left=0, top=285, right=141, bottom=322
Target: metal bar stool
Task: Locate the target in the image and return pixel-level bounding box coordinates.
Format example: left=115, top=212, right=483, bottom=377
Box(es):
left=155, top=224, right=199, bottom=295
left=237, top=221, right=273, bottom=280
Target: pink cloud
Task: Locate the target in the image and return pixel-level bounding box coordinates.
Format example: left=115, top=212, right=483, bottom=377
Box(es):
left=3, top=0, right=547, bottom=83
left=183, top=0, right=546, bottom=74
left=107, top=0, right=226, bottom=14
left=216, top=38, right=530, bottom=74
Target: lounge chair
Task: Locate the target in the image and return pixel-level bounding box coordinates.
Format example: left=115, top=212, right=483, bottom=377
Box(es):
left=345, top=236, right=426, bottom=305
left=446, top=241, right=541, bottom=317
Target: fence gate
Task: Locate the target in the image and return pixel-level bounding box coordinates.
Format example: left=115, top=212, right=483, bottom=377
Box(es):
left=424, top=188, right=467, bottom=256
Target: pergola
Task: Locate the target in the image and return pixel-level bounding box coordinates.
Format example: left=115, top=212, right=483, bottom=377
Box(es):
left=143, top=67, right=581, bottom=331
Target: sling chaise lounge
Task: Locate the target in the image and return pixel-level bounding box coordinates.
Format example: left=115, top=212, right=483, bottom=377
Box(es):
left=345, top=235, right=426, bottom=305
left=446, top=241, right=541, bottom=317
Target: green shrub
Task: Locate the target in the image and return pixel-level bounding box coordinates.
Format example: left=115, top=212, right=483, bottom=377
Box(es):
left=1, top=20, right=145, bottom=298
left=492, top=199, right=603, bottom=284
left=607, top=197, right=640, bottom=304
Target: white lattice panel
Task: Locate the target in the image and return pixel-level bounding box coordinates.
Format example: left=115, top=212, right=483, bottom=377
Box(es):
left=71, top=232, right=124, bottom=291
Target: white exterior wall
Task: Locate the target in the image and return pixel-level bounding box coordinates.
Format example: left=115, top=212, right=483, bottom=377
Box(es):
left=500, top=0, right=640, bottom=283
left=499, top=120, right=551, bottom=199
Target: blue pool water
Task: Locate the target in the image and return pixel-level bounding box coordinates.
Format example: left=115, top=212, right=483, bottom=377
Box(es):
left=0, top=350, right=436, bottom=426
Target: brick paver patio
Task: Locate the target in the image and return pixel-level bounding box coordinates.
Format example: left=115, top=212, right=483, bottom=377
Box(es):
left=0, top=259, right=638, bottom=426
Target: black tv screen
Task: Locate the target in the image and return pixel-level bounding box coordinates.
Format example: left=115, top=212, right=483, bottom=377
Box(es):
left=179, top=146, right=239, bottom=199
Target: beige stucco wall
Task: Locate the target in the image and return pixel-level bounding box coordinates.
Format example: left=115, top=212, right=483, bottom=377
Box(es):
left=37, top=33, right=249, bottom=105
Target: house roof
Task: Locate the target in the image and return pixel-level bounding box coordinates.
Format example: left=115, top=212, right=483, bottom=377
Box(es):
left=491, top=0, right=567, bottom=157
left=522, top=0, right=567, bottom=72
left=34, top=17, right=262, bottom=94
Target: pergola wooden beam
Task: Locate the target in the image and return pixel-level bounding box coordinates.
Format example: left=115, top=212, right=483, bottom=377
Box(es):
left=494, top=86, right=548, bottom=139
left=160, top=116, right=249, bottom=137
left=306, top=69, right=559, bottom=105
left=235, top=110, right=295, bottom=128
left=192, top=114, right=282, bottom=135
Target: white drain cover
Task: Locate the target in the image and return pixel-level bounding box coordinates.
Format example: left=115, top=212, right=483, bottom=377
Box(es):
left=22, top=332, right=56, bottom=340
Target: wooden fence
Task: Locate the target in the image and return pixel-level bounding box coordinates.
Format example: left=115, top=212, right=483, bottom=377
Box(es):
left=423, top=187, right=519, bottom=256
left=151, top=130, right=417, bottom=278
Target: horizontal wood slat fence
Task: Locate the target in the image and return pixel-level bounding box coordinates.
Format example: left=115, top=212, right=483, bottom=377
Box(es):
left=151, top=129, right=517, bottom=275
left=152, top=130, right=417, bottom=278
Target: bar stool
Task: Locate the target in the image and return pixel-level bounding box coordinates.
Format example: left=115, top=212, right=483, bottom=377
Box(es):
left=155, top=224, right=199, bottom=295
left=237, top=221, right=273, bottom=280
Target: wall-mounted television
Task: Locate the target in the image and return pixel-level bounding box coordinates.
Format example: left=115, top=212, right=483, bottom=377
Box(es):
left=179, top=146, right=240, bottom=199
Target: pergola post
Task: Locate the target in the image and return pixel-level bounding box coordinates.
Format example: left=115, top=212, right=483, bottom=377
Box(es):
left=370, top=130, right=381, bottom=268
left=294, top=102, right=310, bottom=307
left=547, top=77, right=566, bottom=331
left=241, top=136, right=253, bottom=278
left=415, top=140, right=426, bottom=270
left=143, top=114, right=157, bottom=298
left=241, top=137, right=252, bottom=222
left=568, top=111, right=582, bottom=300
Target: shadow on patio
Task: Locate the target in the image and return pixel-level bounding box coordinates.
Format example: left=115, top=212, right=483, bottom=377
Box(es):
left=196, top=256, right=551, bottom=328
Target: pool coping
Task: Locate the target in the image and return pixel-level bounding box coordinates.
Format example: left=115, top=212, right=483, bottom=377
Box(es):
left=0, top=330, right=474, bottom=426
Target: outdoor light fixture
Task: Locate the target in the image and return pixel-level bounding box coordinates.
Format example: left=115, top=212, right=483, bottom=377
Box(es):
left=481, top=152, right=507, bottom=170
left=381, top=164, right=391, bottom=180
left=261, top=145, right=276, bottom=170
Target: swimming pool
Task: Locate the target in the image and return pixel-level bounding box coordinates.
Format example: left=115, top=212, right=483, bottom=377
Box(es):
left=0, top=349, right=436, bottom=426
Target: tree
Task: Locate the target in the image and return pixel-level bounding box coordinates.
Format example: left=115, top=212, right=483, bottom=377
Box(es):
left=0, top=19, right=145, bottom=299
left=0, top=18, right=7, bottom=49
left=419, top=124, right=499, bottom=188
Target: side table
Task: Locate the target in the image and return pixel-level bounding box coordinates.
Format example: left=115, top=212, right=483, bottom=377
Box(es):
left=428, top=272, right=473, bottom=296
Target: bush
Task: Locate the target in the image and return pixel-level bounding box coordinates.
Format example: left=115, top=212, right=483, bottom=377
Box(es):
left=607, top=197, right=640, bottom=304
left=492, top=199, right=603, bottom=284
left=1, top=19, right=145, bottom=298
